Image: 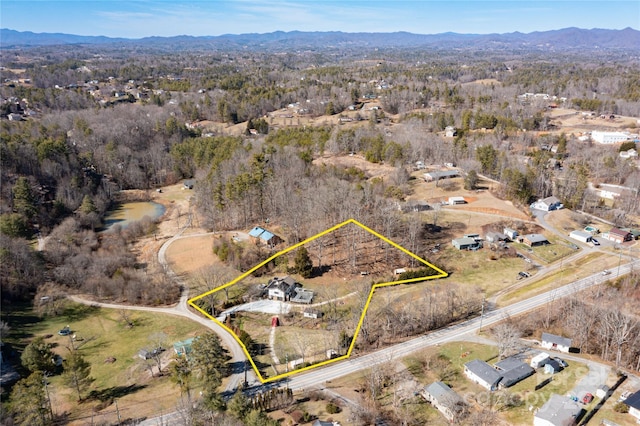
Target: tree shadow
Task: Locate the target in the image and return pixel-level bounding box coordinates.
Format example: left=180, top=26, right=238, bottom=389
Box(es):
left=86, top=384, right=147, bottom=403
left=62, top=303, right=100, bottom=322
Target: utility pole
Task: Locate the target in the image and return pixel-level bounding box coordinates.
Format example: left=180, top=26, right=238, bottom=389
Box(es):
left=115, top=399, right=121, bottom=425
left=479, top=294, right=486, bottom=332
left=43, top=372, right=54, bottom=421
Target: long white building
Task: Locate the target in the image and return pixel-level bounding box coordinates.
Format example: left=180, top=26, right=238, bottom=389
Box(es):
left=591, top=131, right=630, bottom=144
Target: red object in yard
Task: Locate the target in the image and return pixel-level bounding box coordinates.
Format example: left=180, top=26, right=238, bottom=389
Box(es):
left=271, top=316, right=279, bottom=327
left=582, top=393, right=593, bottom=404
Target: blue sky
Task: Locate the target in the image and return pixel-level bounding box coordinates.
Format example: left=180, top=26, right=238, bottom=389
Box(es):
left=1, top=1, right=638, bottom=38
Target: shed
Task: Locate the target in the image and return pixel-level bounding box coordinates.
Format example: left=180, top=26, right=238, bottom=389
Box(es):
left=504, top=227, right=519, bottom=240
left=544, top=359, right=562, bottom=374
left=448, top=196, right=466, bottom=205
left=569, top=230, right=593, bottom=244
left=173, top=338, right=194, bottom=356
left=303, top=309, right=323, bottom=319
left=485, top=231, right=508, bottom=243
left=596, top=384, right=609, bottom=399
left=531, top=352, right=550, bottom=368
left=183, top=179, right=195, bottom=189
left=541, top=332, right=572, bottom=353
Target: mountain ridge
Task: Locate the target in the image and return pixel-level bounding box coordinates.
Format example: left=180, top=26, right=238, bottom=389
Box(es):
left=1, top=27, right=639, bottom=50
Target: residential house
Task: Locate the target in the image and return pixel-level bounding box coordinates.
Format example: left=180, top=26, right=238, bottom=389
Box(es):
left=421, top=381, right=467, bottom=422
left=452, top=237, right=482, bottom=251
left=423, top=170, right=460, bottom=182
left=534, top=394, right=582, bottom=426
left=399, top=200, right=431, bottom=212
left=248, top=226, right=284, bottom=248
left=464, top=359, right=502, bottom=391
left=494, top=357, right=535, bottom=388
left=591, top=131, right=630, bottom=144
left=569, top=230, right=593, bottom=244
left=266, top=276, right=298, bottom=301
left=541, top=333, right=572, bottom=353
left=522, top=234, right=549, bottom=247
left=623, top=390, right=640, bottom=423
left=604, top=228, right=633, bottom=243
left=531, top=196, right=563, bottom=211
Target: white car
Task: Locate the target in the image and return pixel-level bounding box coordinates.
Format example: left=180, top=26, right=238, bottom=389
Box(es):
left=602, top=270, right=611, bottom=276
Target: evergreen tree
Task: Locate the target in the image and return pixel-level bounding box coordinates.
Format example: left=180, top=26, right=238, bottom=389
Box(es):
left=294, top=247, right=313, bottom=278
left=21, top=336, right=54, bottom=374
left=9, top=371, right=50, bottom=426
left=190, top=333, right=230, bottom=411
left=228, top=390, right=252, bottom=420
left=170, top=356, right=193, bottom=401
left=62, top=351, right=94, bottom=401
left=12, top=177, right=37, bottom=219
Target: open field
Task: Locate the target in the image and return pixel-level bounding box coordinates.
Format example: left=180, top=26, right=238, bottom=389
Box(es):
left=3, top=302, right=209, bottom=425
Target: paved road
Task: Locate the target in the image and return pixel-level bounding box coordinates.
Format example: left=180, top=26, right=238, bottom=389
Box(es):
left=266, top=260, right=640, bottom=392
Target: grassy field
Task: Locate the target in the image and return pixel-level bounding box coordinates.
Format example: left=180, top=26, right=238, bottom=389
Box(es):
left=3, top=301, right=209, bottom=425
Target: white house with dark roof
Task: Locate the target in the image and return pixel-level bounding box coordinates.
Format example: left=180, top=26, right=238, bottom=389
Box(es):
left=534, top=393, right=582, bottom=426
left=421, top=381, right=467, bottom=422
left=531, top=196, right=563, bottom=211
left=266, top=276, right=298, bottom=301
left=623, top=390, right=640, bottom=422
left=541, top=332, right=572, bottom=353
left=494, top=357, right=535, bottom=388
left=464, top=359, right=502, bottom=391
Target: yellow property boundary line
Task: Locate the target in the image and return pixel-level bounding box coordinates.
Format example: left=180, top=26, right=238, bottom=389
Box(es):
left=188, top=218, right=448, bottom=383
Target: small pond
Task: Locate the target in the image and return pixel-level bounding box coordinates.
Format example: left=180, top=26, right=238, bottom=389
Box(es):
left=101, top=201, right=166, bottom=232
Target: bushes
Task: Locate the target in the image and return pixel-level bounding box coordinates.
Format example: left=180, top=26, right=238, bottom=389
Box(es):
left=326, top=401, right=341, bottom=414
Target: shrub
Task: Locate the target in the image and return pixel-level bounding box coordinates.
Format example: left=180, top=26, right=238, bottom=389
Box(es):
left=613, top=402, right=629, bottom=413
left=326, top=402, right=341, bottom=414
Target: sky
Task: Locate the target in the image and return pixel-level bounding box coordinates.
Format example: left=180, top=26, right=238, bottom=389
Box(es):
left=1, top=0, right=639, bottom=39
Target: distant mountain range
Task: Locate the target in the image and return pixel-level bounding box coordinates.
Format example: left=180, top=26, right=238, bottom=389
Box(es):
left=1, top=27, right=639, bottom=51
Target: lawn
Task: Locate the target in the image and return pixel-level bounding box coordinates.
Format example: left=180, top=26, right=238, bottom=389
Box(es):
left=3, top=301, right=210, bottom=425
left=501, top=363, right=585, bottom=425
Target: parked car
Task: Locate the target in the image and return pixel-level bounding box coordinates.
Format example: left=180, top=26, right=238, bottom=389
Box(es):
left=602, top=270, right=611, bottom=276
left=592, top=238, right=600, bottom=246
left=582, top=393, right=594, bottom=404
left=58, top=326, right=71, bottom=336
left=517, top=271, right=531, bottom=279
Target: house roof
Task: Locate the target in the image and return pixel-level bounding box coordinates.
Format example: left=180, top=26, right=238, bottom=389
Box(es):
left=464, top=359, right=502, bottom=385
left=424, top=170, right=460, bottom=179
left=542, top=332, right=572, bottom=347
left=495, top=357, right=526, bottom=372
left=453, top=237, right=477, bottom=246
left=624, top=390, right=640, bottom=409
left=260, top=230, right=275, bottom=241
left=609, top=228, right=631, bottom=237
left=535, top=394, right=582, bottom=425
left=544, top=359, right=562, bottom=372
left=424, top=381, right=463, bottom=405
left=542, top=196, right=561, bottom=205
left=524, top=233, right=548, bottom=243
left=570, top=230, right=592, bottom=239
left=500, top=363, right=534, bottom=387
left=267, top=276, right=296, bottom=292
left=249, top=226, right=266, bottom=237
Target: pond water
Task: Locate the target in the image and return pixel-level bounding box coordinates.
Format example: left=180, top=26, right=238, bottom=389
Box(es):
left=101, top=201, right=166, bottom=232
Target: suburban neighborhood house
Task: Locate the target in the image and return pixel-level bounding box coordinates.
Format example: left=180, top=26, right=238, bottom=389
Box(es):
left=531, top=196, right=564, bottom=211
left=423, top=169, right=460, bottom=182
left=541, top=332, right=572, bottom=353
left=569, top=230, right=593, bottom=244
left=421, top=381, right=467, bottom=422
left=265, top=276, right=314, bottom=304
left=603, top=228, right=633, bottom=243
left=249, top=226, right=284, bottom=248
left=452, top=236, right=482, bottom=250
left=534, top=394, right=583, bottom=426
left=623, top=390, right=640, bottom=423
left=493, top=357, right=535, bottom=388
left=522, top=233, right=550, bottom=247
left=463, top=359, right=502, bottom=391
